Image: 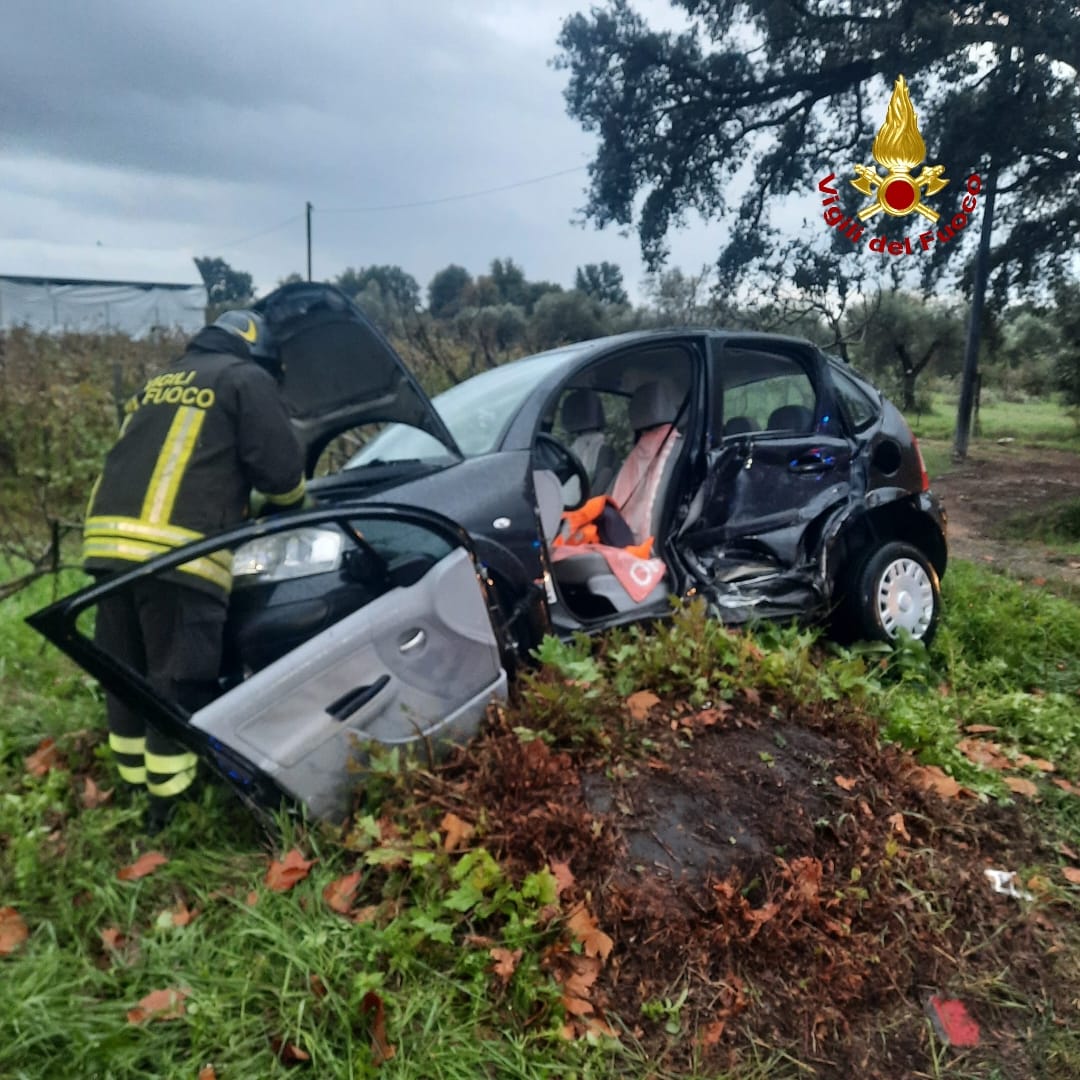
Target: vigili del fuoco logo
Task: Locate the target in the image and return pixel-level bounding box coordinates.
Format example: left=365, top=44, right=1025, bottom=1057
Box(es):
left=817, top=74, right=982, bottom=256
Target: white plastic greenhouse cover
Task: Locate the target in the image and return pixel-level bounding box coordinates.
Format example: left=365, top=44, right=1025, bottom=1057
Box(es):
left=1, top=245, right=208, bottom=337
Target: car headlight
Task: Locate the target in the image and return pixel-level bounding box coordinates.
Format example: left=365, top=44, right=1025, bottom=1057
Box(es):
left=232, top=527, right=345, bottom=585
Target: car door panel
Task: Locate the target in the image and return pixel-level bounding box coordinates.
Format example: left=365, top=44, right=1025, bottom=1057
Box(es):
left=195, top=546, right=505, bottom=820
left=27, top=504, right=506, bottom=822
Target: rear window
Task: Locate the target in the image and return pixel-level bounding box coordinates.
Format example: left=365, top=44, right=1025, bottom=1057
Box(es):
left=712, top=346, right=817, bottom=437
left=830, top=365, right=880, bottom=432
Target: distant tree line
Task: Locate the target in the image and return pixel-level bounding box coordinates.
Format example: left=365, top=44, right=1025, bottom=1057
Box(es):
left=193, top=253, right=1080, bottom=412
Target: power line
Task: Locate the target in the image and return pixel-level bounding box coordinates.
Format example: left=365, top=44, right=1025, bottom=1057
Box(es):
left=319, top=164, right=589, bottom=214
left=218, top=213, right=305, bottom=250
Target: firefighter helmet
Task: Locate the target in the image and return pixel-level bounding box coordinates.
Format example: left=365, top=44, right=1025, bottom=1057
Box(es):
left=213, top=309, right=276, bottom=362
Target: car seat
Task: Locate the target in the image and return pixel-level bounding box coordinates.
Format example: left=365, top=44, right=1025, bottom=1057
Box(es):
left=723, top=415, right=757, bottom=437
left=553, top=381, right=685, bottom=613
left=561, top=389, right=617, bottom=496
left=767, top=404, right=814, bottom=432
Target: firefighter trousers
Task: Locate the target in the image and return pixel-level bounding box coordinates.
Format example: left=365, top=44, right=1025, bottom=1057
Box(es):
left=93, top=577, right=227, bottom=799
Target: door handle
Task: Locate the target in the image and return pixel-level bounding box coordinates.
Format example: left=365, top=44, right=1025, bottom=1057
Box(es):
left=325, top=674, right=391, bottom=721
left=789, top=451, right=835, bottom=474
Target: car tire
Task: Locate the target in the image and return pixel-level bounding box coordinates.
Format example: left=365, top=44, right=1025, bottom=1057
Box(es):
left=840, top=541, right=941, bottom=645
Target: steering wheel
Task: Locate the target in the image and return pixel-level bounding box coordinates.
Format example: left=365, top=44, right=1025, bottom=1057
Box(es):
left=533, top=432, right=590, bottom=510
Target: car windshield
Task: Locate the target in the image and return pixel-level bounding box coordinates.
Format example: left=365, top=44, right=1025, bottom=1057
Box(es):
left=346, top=345, right=590, bottom=467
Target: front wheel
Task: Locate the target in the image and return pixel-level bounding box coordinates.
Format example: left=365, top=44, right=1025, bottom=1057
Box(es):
left=840, top=541, right=941, bottom=645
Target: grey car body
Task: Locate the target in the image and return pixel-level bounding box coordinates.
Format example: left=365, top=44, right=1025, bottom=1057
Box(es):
left=30, top=283, right=946, bottom=821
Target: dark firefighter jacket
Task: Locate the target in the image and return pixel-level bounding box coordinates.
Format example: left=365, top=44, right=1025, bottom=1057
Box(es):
left=83, top=327, right=306, bottom=598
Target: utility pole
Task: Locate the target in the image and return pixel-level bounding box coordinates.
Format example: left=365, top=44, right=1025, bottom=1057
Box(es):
left=952, top=163, right=996, bottom=462
left=305, top=201, right=313, bottom=281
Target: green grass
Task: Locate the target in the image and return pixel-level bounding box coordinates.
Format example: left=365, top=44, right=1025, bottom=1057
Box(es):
left=909, top=395, right=1080, bottom=449
left=2, top=562, right=1079, bottom=1077
left=996, top=496, right=1080, bottom=550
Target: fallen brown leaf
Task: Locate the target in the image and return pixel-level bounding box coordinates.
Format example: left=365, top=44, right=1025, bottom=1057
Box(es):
left=323, top=871, right=362, bottom=914
left=566, top=904, right=614, bottom=961
left=265, top=849, right=315, bottom=892
left=158, top=902, right=195, bottom=928
left=117, top=851, right=168, bottom=881
left=887, top=812, right=911, bottom=842
left=197, top=1066, right=217, bottom=1080
left=126, top=987, right=189, bottom=1024
left=0, top=907, right=28, bottom=955
left=270, top=1036, right=311, bottom=1063
left=489, top=946, right=523, bottom=984
left=963, top=724, right=999, bottom=734
left=1003, top=776, right=1039, bottom=798
left=24, top=737, right=62, bottom=777
left=562, top=992, right=594, bottom=1016
left=360, top=990, right=396, bottom=1064
left=625, top=690, right=661, bottom=722
left=700, top=1018, right=726, bottom=1047
left=1059, top=842, right=1079, bottom=862
left=246, top=890, right=259, bottom=907
left=909, top=765, right=968, bottom=799
left=99, top=927, right=125, bottom=950
left=1063, top=867, right=1080, bottom=886
left=834, top=775, right=858, bottom=791
left=957, top=737, right=1012, bottom=770
left=440, top=811, right=474, bottom=852
left=1052, top=778, right=1080, bottom=797
left=352, top=904, right=380, bottom=925
left=80, top=776, right=114, bottom=809
left=549, top=859, right=575, bottom=896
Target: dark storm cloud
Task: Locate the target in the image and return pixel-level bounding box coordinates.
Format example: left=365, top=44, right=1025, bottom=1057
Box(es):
left=0, top=0, right=724, bottom=294
left=0, top=2, right=569, bottom=187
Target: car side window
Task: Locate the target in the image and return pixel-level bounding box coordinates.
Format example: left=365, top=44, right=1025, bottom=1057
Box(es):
left=714, top=347, right=817, bottom=437
left=830, top=366, right=879, bottom=432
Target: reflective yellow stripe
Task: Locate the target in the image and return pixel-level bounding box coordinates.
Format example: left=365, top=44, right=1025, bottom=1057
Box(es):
left=117, top=763, right=147, bottom=785
left=147, top=769, right=196, bottom=798
left=86, top=515, right=206, bottom=546
left=145, top=751, right=198, bottom=775
left=82, top=538, right=233, bottom=592
left=109, top=733, right=146, bottom=756
left=84, top=518, right=232, bottom=571
left=263, top=477, right=306, bottom=506
left=141, top=406, right=207, bottom=524
left=86, top=474, right=103, bottom=519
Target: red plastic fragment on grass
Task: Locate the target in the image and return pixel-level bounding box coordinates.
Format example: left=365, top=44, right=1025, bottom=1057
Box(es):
left=927, top=996, right=980, bottom=1047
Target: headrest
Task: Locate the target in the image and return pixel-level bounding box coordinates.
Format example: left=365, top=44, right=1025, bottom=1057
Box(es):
left=629, top=381, right=683, bottom=431
left=561, top=388, right=605, bottom=434
left=767, top=404, right=813, bottom=432
left=723, top=416, right=756, bottom=436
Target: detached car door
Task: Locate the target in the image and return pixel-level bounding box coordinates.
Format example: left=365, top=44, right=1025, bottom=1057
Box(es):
left=28, top=505, right=508, bottom=822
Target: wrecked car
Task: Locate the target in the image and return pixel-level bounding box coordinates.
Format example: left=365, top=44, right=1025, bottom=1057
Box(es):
left=29, top=282, right=946, bottom=820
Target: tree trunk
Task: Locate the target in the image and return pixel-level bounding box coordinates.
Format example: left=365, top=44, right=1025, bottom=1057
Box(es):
left=953, top=164, right=998, bottom=462
left=902, top=368, right=917, bottom=412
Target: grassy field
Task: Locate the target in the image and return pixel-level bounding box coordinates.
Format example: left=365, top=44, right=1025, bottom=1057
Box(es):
left=910, top=395, right=1080, bottom=452
left=2, top=554, right=1080, bottom=1077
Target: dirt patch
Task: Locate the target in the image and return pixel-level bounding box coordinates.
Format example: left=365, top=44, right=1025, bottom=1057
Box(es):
left=581, top=723, right=837, bottom=885
left=400, top=694, right=1076, bottom=1078
left=931, top=442, right=1080, bottom=597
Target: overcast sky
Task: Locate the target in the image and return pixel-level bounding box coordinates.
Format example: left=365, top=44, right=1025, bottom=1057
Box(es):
left=0, top=0, right=731, bottom=301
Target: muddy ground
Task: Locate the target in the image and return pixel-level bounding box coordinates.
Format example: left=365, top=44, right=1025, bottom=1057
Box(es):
left=930, top=442, right=1080, bottom=599
left=398, top=687, right=1078, bottom=1079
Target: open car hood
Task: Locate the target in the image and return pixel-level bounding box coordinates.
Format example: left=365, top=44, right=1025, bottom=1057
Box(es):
left=254, top=282, right=461, bottom=467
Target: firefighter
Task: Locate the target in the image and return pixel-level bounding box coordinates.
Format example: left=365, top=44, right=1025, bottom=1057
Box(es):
left=83, top=309, right=306, bottom=831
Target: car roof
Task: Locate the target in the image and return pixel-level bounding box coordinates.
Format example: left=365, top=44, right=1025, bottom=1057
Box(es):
left=519, top=327, right=819, bottom=364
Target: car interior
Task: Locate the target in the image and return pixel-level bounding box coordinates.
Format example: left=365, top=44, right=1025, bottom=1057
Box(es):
left=537, top=345, right=695, bottom=620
